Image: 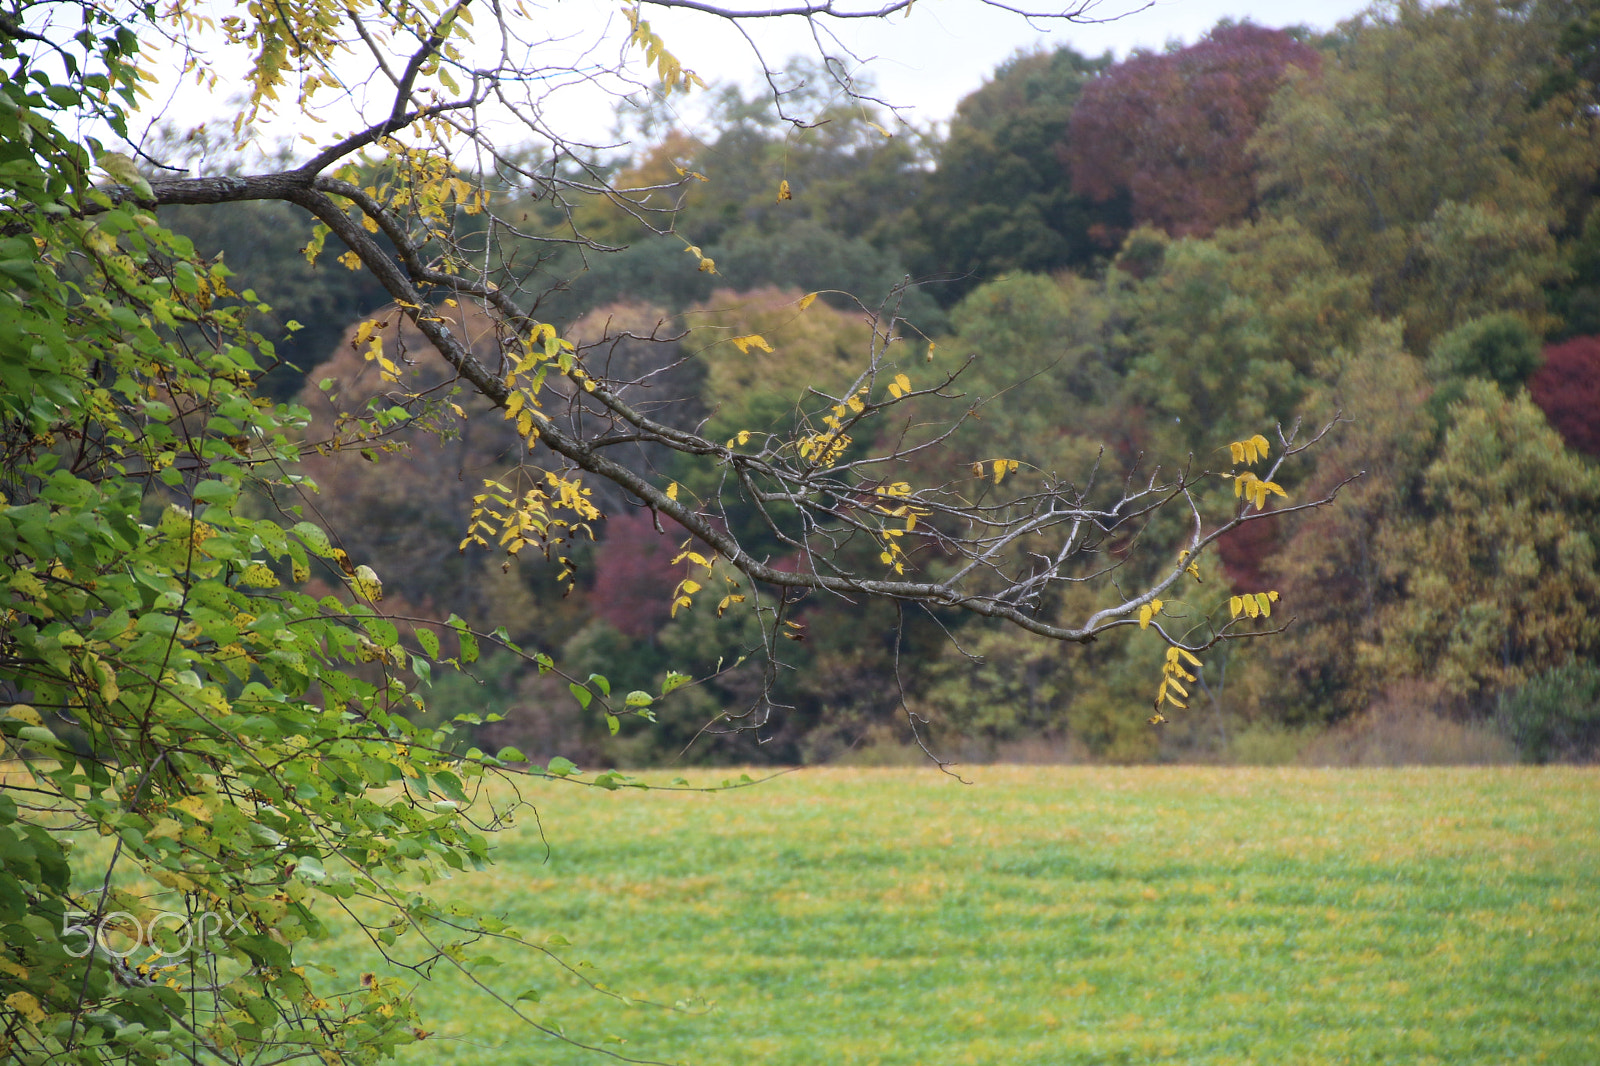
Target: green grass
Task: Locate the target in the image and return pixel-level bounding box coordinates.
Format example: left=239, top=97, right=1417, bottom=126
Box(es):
left=316, top=766, right=1598, bottom=1065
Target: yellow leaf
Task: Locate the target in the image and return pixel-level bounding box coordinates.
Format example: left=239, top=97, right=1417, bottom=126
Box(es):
left=1229, top=595, right=1243, bottom=619
left=698, top=256, right=716, bottom=273
left=173, top=795, right=212, bottom=822
left=146, top=817, right=183, bottom=841
left=1147, top=712, right=1167, bottom=725
left=888, top=373, right=911, bottom=399
left=666, top=482, right=678, bottom=501
left=4, top=704, right=41, bottom=726
left=926, top=341, right=937, bottom=362
left=1138, top=604, right=1153, bottom=629
left=1229, top=441, right=1245, bottom=464
left=5, top=991, right=46, bottom=1024
left=798, top=292, right=818, bottom=311
left=240, top=564, right=279, bottom=589
left=1179, top=648, right=1202, bottom=667
left=1243, top=595, right=1260, bottom=619
left=1267, top=590, right=1279, bottom=602
left=777, top=178, right=792, bottom=202
left=1255, top=592, right=1272, bottom=618
left=1251, top=433, right=1270, bottom=458
left=353, top=565, right=383, bottom=602
left=731, top=334, right=773, bottom=355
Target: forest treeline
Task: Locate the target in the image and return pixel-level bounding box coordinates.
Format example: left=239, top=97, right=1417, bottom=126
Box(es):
left=163, top=0, right=1600, bottom=765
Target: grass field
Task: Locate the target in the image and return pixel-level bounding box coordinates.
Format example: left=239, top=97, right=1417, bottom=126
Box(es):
left=308, top=766, right=1598, bottom=1065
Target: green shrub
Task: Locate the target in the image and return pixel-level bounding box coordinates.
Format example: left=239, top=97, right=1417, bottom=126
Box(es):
left=1496, top=660, right=1600, bottom=763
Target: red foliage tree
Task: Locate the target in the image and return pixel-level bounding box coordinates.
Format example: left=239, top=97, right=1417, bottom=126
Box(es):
left=1530, top=335, right=1600, bottom=456
left=1214, top=505, right=1282, bottom=591
left=590, top=509, right=688, bottom=639
left=1066, top=22, right=1321, bottom=237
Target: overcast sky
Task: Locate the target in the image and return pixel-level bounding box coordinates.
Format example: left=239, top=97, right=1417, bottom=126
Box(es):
left=642, top=0, right=1374, bottom=128
left=133, top=0, right=1375, bottom=160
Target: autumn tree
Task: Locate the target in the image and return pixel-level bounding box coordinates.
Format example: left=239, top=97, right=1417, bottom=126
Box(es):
left=1262, top=328, right=1442, bottom=719
left=1530, top=334, right=1600, bottom=455
left=1371, top=384, right=1600, bottom=695
left=1253, top=0, right=1594, bottom=352
left=1067, top=21, right=1321, bottom=238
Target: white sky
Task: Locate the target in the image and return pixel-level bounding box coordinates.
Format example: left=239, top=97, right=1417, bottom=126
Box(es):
left=643, top=0, right=1374, bottom=128
left=133, top=0, right=1375, bottom=161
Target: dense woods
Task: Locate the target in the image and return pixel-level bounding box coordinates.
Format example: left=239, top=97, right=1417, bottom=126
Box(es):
left=154, top=0, right=1600, bottom=768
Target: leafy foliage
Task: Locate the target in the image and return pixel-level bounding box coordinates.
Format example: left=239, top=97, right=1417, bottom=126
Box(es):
left=903, top=47, right=1124, bottom=305
left=1067, top=22, right=1321, bottom=237
left=0, top=19, right=540, bottom=1062
left=1253, top=0, right=1588, bottom=350
left=1530, top=334, right=1600, bottom=455
left=1495, top=659, right=1600, bottom=763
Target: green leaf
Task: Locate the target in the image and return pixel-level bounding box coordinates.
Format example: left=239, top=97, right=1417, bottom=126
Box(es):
left=447, top=614, right=479, bottom=663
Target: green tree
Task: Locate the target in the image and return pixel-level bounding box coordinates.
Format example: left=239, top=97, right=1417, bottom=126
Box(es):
left=903, top=46, right=1124, bottom=305
left=1263, top=326, right=1440, bottom=720
left=1375, top=383, right=1600, bottom=695
left=1254, top=0, right=1594, bottom=352
left=1272, top=348, right=1600, bottom=718
left=1117, top=218, right=1373, bottom=460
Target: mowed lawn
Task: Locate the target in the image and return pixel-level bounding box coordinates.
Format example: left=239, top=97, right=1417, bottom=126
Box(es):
left=318, top=767, right=1599, bottom=1066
